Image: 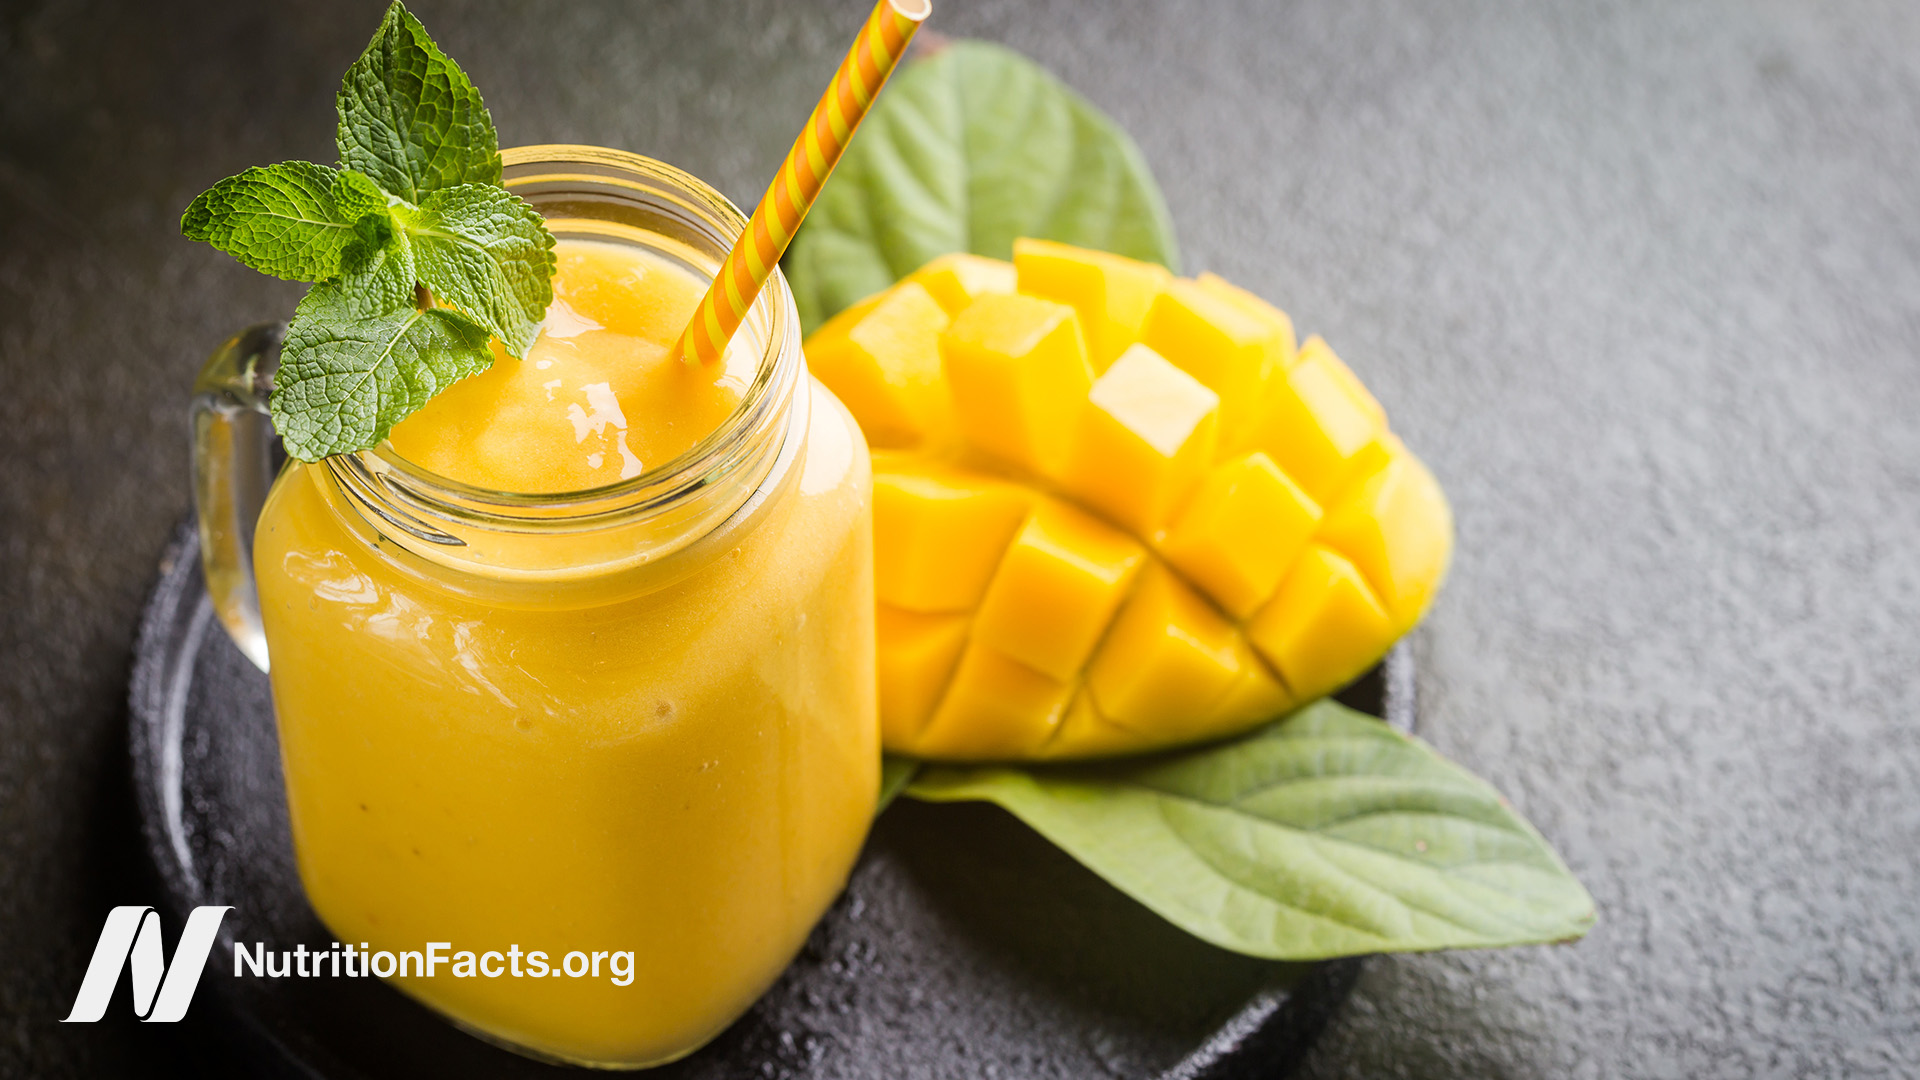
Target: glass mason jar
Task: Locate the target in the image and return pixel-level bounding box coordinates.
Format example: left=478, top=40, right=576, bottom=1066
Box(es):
left=190, top=146, right=878, bottom=1068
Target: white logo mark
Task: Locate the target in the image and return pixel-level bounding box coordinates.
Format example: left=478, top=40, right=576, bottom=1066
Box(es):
left=63, top=906, right=231, bottom=1023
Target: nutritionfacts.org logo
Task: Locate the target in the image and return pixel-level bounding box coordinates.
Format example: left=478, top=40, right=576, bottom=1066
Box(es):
left=66, top=904, right=640, bottom=1022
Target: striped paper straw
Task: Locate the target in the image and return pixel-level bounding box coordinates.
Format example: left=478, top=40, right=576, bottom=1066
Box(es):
left=670, top=0, right=931, bottom=365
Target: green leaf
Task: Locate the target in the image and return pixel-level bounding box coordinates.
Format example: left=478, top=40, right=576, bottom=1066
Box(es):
left=878, top=755, right=920, bottom=814
left=783, top=41, right=1180, bottom=334
left=336, top=207, right=419, bottom=318
left=400, top=183, right=555, bottom=357
left=180, top=162, right=384, bottom=281
left=336, top=1, right=501, bottom=204
left=270, top=281, right=495, bottom=461
left=906, top=701, right=1594, bottom=960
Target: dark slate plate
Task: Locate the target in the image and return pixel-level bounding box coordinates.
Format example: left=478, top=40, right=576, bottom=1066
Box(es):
left=130, top=520, right=1415, bottom=1079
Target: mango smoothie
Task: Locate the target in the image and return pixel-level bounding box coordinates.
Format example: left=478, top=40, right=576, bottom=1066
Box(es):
left=253, top=235, right=877, bottom=1066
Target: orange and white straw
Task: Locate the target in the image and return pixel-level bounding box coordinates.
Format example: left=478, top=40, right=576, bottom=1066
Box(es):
left=670, top=0, right=931, bottom=365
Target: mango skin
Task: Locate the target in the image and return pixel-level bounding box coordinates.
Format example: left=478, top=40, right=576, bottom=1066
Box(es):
left=805, top=244, right=1452, bottom=760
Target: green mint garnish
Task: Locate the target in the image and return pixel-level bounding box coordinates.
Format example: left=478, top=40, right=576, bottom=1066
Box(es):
left=398, top=183, right=554, bottom=356
left=181, top=1, right=554, bottom=462
left=273, top=283, right=496, bottom=458
left=180, top=162, right=390, bottom=283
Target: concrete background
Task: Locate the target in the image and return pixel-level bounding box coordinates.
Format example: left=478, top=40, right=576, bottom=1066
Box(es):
left=2, top=0, right=1916, bottom=1076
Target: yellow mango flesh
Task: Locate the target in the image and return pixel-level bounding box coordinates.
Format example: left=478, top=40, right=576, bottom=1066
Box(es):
left=804, top=240, right=1452, bottom=760
left=1160, top=452, right=1321, bottom=619
left=1240, top=335, right=1388, bottom=506
left=1014, top=238, right=1172, bottom=370
left=1086, top=564, right=1250, bottom=736
left=1141, top=279, right=1283, bottom=444
left=876, top=606, right=969, bottom=746
left=906, top=252, right=1018, bottom=315
left=802, top=281, right=952, bottom=449
left=914, top=644, right=1073, bottom=759
left=1247, top=545, right=1397, bottom=703
left=1317, top=451, right=1452, bottom=629
left=871, top=456, right=1033, bottom=612
left=940, top=292, right=1094, bottom=478
left=1059, top=343, right=1220, bottom=539
left=1195, top=271, right=1298, bottom=373
left=972, top=499, right=1145, bottom=681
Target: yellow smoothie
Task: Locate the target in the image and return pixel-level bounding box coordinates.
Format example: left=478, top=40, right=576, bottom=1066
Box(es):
left=253, top=238, right=877, bottom=1066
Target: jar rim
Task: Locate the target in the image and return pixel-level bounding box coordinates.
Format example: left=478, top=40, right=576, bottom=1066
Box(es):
left=326, top=144, right=800, bottom=539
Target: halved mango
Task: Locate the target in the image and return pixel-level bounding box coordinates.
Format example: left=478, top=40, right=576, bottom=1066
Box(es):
left=803, top=240, right=1451, bottom=760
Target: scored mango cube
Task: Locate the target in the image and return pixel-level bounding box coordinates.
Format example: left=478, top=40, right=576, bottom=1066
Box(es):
left=1086, top=564, right=1244, bottom=735
left=1060, top=344, right=1220, bottom=538
left=1295, top=334, right=1384, bottom=427
left=1034, top=692, right=1147, bottom=760
left=911, top=643, right=1073, bottom=760
left=804, top=280, right=952, bottom=448
left=1317, top=451, right=1452, bottom=630
left=1195, top=271, right=1298, bottom=373
left=1206, top=643, right=1294, bottom=732
left=807, top=288, right=887, bottom=343
left=1013, top=238, right=1171, bottom=370
left=973, top=498, right=1145, bottom=681
left=1247, top=545, right=1397, bottom=702
left=1161, top=451, right=1322, bottom=618
left=1241, top=343, right=1386, bottom=506
left=940, top=293, right=1094, bottom=477
left=876, top=606, right=970, bottom=746
left=1140, top=279, right=1282, bottom=442
left=873, top=459, right=1033, bottom=612
left=905, top=252, right=1017, bottom=316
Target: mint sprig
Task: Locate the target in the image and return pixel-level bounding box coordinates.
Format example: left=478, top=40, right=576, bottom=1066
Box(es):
left=182, top=2, right=554, bottom=462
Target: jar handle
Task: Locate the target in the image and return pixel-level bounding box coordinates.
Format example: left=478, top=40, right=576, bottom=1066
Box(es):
left=189, top=323, right=285, bottom=673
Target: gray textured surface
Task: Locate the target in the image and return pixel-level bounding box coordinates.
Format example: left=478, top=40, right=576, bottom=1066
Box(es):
left=1, top=1, right=1916, bottom=1077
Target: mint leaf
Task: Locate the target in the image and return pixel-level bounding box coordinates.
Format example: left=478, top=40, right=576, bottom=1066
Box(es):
left=402, top=183, right=555, bottom=357
left=336, top=1, right=501, bottom=204
left=271, top=282, right=494, bottom=462
left=181, top=162, right=378, bottom=282
left=784, top=41, right=1180, bottom=333
left=336, top=208, right=418, bottom=317
left=331, top=169, right=391, bottom=220
left=907, top=700, right=1594, bottom=960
